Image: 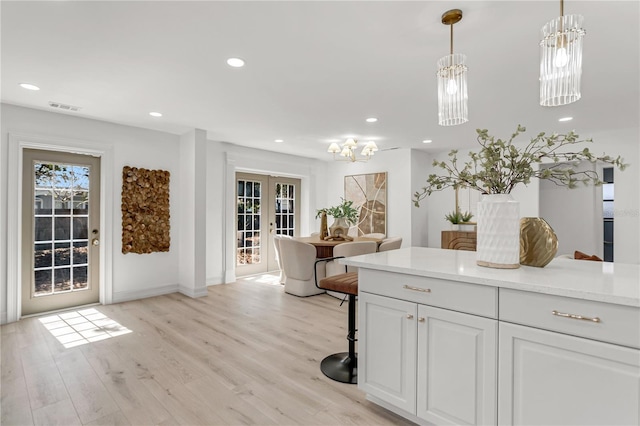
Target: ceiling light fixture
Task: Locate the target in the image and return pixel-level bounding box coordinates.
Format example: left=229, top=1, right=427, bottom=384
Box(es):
left=558, top=116, right=573, bottom=122
left=540, top=0, right=585, bottom=106
left=423, top=139, right=433, bottom=144
left=366, top=117, right=378, bottom=123
left=149, top=112, right=162, bottom=117
left=275, top=139, right=284, bottom=143
left=227, top=58, right=245, bottom=68
left=437, top=9, right=468, bottom=126
left=327, top=138, right=378, bottom=163
left=20, top=83, right=40, bottom=91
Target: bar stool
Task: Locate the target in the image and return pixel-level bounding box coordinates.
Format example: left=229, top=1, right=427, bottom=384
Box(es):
left=314, top=257, right=358, bottom=384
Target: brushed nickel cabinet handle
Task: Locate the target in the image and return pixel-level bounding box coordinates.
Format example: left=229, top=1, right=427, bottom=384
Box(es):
left=552, top=310, right=601, bottom=323
left=403, top=285, right=431, bottom=293
left=418, top=317, right=425, bottom=322
left=406, top=314, right=414, bottom=320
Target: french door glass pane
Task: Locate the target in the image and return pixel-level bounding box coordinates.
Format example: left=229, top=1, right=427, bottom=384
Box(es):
left=275, top=181, right=296, bottom=236
left=236, top=178, right=262, bottom=266
left=33, top=162, right=91, bottom=296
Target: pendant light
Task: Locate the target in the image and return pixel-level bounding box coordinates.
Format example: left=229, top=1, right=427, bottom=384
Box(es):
left=540, top=0, right=586, bottom=106
left=437, top=9, right=468, bottom=126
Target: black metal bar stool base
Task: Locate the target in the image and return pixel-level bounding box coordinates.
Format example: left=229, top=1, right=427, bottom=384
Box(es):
left=320, top=352, right=357, bottom=384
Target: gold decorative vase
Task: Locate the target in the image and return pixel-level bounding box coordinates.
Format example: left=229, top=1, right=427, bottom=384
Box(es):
left=520, top=217, right=558, bottom=267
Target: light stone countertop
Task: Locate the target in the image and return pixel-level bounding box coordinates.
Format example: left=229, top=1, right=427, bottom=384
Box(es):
left=341, top=247, right=640, bottom=307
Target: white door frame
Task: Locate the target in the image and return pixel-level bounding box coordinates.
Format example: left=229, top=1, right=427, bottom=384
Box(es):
left=223, top=151, right=314, bottom=284
left=7, top=132, right=113, bottom=323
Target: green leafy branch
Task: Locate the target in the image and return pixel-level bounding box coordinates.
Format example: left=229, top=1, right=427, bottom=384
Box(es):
left=414, top=125, right=627, bottom=207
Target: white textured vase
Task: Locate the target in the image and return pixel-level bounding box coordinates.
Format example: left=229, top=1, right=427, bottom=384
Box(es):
left=476, top=194, right=520, bottom=269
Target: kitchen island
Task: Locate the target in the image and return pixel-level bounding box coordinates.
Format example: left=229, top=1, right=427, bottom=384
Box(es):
left=342, top=247, right=640, bottom=426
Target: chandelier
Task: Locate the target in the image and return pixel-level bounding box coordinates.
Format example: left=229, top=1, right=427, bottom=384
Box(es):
left=437, top=9, right=468, bottom=126
left=540, top=0, right=585, bottom=106
left=327, top=138, right=378, bottom=162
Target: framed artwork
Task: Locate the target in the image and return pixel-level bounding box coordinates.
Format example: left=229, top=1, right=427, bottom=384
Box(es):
left=344, top=172, right=387, bottom=236
left=121, top=166, right=171, bottom=254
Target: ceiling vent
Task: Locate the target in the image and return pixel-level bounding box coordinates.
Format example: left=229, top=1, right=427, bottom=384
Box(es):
left=48, top=101, right=81, bottom=112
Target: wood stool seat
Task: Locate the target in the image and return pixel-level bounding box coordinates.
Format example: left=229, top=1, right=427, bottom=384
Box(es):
left=318, top=272, right=358, bottom=296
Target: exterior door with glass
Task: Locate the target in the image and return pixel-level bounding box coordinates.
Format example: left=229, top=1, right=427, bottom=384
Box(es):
left=236, top=173, right=301, bottom=277
left=21, top=149, right=101, bottom=316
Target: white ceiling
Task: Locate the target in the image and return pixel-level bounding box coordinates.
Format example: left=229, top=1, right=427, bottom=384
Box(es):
left=2, top=1, right=638, bottom=160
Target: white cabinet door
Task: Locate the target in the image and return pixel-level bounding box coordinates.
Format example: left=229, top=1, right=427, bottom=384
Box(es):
left=499, top=322, right=640, bottom=426
left=359, top=292, right=417, bottom=414
left=417, top=305, right=497, bottom=425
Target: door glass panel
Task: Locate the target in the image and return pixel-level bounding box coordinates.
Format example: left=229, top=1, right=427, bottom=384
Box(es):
left=236, top=178, right=262, bottom=266
left=275, top=181, right=297, bottom=236
left=33, top=161, right=91, bottom=296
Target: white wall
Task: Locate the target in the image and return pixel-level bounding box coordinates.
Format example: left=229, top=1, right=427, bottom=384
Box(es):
left=411, top=149, right=431, bottom=247
left=0, top=103, right=182, bottom=322
left=539, top=162, right=601, bottom=257
left=324, top=148, right=415, bottom=246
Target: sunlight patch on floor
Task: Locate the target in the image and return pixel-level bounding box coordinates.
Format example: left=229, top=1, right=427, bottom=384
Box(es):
left=39, top=308, right=132, bottom=348
left=241, top=273, right=282, bottom=286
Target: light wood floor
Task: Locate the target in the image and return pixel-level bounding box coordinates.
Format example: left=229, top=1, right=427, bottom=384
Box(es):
left=1, top=274, right=413, bottom=426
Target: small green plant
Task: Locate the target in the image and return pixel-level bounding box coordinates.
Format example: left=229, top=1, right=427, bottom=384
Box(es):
left=316, top=197, right=359, bottom=225
left=445, top=210, right=473, bottom=224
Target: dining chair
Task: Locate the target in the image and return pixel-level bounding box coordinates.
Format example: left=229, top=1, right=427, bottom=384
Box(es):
left=273, top=234, right=292, bottom=284
left=378, top=236, right=402, bottom=252
left=279, top=238, right=325, bottom=297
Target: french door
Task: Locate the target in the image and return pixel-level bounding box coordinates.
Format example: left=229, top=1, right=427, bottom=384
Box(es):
left=21, top=149, right=101, bottom=316
left=236, top=173, right=301, bottom=277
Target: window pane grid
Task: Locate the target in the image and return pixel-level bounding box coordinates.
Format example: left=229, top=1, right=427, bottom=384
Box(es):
left=33, top=162, right=91, bottom=296
left=236, top=179, right=262, bottom=265
left=275, top=182, right=296, bottom=237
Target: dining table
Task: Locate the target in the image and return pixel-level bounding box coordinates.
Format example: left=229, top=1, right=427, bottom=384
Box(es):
left=294, top=235, right=382, bottom=258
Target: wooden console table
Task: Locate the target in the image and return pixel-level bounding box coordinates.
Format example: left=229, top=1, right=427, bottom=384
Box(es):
left=441, top=230, right=477, bottom=251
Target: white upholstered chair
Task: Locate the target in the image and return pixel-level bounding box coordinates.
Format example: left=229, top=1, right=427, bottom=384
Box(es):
left=362, top=233, right=386, bottom=240
left=273, top=234, right=292, bottom=284
left=279, top=238, right=325, bottom=297
left=378, top=236, right=402, bottom=252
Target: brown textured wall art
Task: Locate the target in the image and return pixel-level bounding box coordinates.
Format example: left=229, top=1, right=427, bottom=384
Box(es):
left=121, top=166, right=170, bottom=254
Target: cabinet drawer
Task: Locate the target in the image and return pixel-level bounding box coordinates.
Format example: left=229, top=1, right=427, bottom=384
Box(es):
left=500, top=289, right=640, bottom=349
left=359, top=269, right=497, bottom=318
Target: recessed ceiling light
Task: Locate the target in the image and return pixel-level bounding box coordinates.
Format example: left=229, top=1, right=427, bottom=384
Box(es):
left=227, top=58, right=245, bottom=68
left=149, top=112, right=162, bottom=117
left=20, top=83, right=40, bottom=91
left=275, top=139, right=284, bottom=143
left=558, top=117, right=573, bottom=122
left=366, top=117, right=378, bottom=123
left=423, top=139, right=433, bottom=144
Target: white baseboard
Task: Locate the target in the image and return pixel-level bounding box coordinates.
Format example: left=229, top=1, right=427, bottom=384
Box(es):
left=1, top=311, right=7, bottom=325
left=224, top=270, right=236, bottom=283
left=178, top=285, right=208, bottom=298
left=112, top=283, right=179, bottom=304
left=206, top=275, right=224, bottom=286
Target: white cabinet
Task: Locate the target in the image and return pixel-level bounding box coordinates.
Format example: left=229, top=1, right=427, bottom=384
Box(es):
left=417, top=305, right=497, bottom=425
left=359, top=291, right=497, bottom=425
left=499, top=322, right=640, bottom=426
left=359, top=293, right=416, bottom=414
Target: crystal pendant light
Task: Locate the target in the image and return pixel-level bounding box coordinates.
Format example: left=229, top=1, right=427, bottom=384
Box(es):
left=437, top=9, right=468, bottom=126
left=540, top=0, right=586, bottom=106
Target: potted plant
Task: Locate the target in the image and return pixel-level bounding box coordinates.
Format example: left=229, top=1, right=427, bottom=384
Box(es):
left=445, top=210, right=474, bottom=230
left=317, top=198, right=359, bottom=239
left=413, top=125, right=626, bottom=268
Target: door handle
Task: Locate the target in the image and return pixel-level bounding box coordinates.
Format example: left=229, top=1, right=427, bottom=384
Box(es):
left=92, top=238, right=100, bottom=246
